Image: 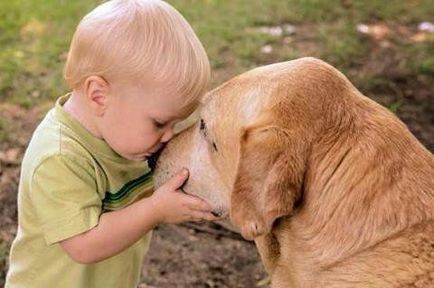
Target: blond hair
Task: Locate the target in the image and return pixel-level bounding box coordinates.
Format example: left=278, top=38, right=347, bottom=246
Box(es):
left=64, top=0, right=210, bottom=111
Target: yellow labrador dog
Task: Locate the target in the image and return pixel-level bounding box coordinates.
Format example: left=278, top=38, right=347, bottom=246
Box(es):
left=153, top=58, right=434, bottom=288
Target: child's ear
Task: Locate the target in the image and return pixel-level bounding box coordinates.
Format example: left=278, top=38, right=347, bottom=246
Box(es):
left=83, top=76, right=110, bottom=116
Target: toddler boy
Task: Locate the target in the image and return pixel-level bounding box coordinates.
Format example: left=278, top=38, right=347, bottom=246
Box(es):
left=6, top=0, right=218, bottom=287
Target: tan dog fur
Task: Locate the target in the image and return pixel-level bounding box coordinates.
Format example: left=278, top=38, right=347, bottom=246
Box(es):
left=154, top=57, right=434, bottom=287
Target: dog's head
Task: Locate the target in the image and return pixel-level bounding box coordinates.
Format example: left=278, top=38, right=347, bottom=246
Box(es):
left=154, top=57, right=351, bottom=240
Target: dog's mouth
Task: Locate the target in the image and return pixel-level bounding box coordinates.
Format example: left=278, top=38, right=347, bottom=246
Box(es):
left=180, top=182, right=228, bottom=219
left=211, top=207, right=228, bottom=218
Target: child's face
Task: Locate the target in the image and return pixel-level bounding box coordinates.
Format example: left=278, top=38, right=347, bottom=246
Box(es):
left=97, top=79, right=191, bottom=161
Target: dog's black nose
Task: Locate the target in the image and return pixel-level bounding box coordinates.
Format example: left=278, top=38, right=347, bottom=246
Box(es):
left=146, top=142, right=167, bottom=171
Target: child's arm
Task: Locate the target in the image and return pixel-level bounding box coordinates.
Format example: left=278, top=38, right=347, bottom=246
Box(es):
left=60, top=168, right=217, bottom=264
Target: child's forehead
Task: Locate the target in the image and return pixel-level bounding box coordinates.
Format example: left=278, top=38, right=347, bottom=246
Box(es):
left=156, top=99, right=197, bottom=119
left=113, top=76, right=174, bottom=97
left=114, top=76, right=200, bottom=118
left=148, top=104, right=194, bottom=122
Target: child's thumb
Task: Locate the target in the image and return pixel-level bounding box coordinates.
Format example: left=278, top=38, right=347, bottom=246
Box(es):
left=166, top=168, right=189, bottom=190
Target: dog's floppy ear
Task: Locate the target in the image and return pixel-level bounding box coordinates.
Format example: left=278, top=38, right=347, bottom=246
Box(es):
left=230, top=122, right=306, bottom=240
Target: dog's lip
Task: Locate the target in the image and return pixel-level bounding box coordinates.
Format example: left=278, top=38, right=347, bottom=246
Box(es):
left=211, top=207, right=229, bottom=218
left=181, top=187, right=228, bottom=218
left=211, top=209, right=226, bottom=218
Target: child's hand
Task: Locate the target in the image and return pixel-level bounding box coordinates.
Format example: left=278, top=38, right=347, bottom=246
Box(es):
left=150, top=168, right=219, bottom=224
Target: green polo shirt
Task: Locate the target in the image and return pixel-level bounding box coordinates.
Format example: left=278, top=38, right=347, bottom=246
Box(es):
left=6, top=94, right=154, bottom=288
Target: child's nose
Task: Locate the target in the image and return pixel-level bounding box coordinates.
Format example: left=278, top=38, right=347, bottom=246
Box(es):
left=161, top=128, right=174, bottom=142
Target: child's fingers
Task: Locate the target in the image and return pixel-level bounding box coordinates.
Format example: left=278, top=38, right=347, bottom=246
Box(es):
left=164, top=168, right=189, bottom=190
left=189, top=211, right=220, bottom=222
left=184, top=195, right=213, bottom=212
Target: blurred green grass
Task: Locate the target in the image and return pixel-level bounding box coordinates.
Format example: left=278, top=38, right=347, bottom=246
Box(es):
left=0, top=0, right=433, bottom=107
left=0, top=118, right=13, bottom=143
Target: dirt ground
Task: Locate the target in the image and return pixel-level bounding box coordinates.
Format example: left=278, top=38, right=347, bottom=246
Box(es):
left=0, top=45, right=433, bottom=287
left=140, top=223, right=267, bottom=288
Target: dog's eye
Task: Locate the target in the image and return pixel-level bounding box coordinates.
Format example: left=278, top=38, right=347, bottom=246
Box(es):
left=200, top=118, right=216, bottom=151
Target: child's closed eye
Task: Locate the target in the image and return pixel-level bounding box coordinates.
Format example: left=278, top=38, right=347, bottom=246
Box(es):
left=153, top=120, right=167, bottom=129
